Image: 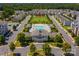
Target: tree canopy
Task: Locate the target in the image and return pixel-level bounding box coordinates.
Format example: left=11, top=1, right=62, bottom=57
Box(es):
left=62, top=42, right=71, bottom=52
left=9, top=42, right=15, bottom=52
left=0, top=35, right=5, bottom=44
left=1, top=5, right=14, bottom=19
left=29, top=43, right=36, bottom=53
left=17, top=33, right=26, bottom=42
left=75, top=36, right=79, bottom=46
left=43, top=43, right=51, bottom=55
left=54, top=34, right=63, bottom=43
left=1, top=3, right=79, bottom=11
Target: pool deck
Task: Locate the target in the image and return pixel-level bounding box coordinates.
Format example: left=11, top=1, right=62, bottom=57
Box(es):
left=29, top=24, right=51, bottom=33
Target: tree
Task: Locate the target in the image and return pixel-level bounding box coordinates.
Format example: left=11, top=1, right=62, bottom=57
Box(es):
left=17, top=33, right=27, bottom=46
left=17, top=33, right=30, bottom=46
left=73, top=15, right=76, bottom=19
left=62, top=42, right=71, bottom=52
left=29, top=43, right=36, bottom=53
left=13, top=25, right=17, bottom=31
left=9, top=42, right=15, bottom=52
left=68, top=13, right=72, bottom=17
left=17, top=33, right=26, bottom=42
left=2, top=5, right=14, bottom=19
left=56, top=43, right=63, bottom=48
left=75, top=36, right=79, bottom=46
left=2, top=4, right=79, bottom=11
left=54, top=34, right=63, bottom=43
left=43, top=43, right=51, bottom=55
left=0, top=35, right=5, bottom=44
left=48, top=36, right=54, bottom=42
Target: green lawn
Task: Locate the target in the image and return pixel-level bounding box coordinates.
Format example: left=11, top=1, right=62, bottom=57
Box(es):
left=27, top=49, right=45, bottom=56
left=63, top=26, right=71, bottom=30
left=29, top=15, right=52, bottom=24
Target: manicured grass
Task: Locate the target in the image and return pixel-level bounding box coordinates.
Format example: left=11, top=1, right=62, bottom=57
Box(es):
left=63, top=26, right=73, bottom=36
left=27, top=49, right=45, bottom=56
left=29, top=15, right=52, bottom=24
left=63, top=26, right=71, bottom=30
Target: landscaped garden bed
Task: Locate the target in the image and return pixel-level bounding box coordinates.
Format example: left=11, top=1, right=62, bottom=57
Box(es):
left=14, top=32, right=32, bottom=47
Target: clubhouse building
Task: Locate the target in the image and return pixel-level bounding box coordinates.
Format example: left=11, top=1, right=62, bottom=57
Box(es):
left=29, top=24, right=51, bottom=42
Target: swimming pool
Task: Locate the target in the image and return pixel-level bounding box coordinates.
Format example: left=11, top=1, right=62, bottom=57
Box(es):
left=35, top=26, right=44, bottom=31
left=29, top=24, right=51, bottom=33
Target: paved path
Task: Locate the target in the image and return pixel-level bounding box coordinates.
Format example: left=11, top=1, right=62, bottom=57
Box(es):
left=51, top=47, right=64, bottom=56
left=48, top=15, right=75, bottom=46
left=2, top=43, right=43, bottom=56
left=0, top=15, right=31, bottom=55
left=14, top=46, right=30, bottom=56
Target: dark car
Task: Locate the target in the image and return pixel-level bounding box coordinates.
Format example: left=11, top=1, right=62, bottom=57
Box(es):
left=13, top=53, right=21, bottom=56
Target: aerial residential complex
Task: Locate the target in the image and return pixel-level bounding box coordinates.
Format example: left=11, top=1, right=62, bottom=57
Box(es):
left=1, top=3, right=79, bottom=56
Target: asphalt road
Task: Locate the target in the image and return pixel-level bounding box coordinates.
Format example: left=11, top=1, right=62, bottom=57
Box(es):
left=51, top=47, right=64, bottom=56
left=0, top=15, right=31, bottom=55
left=8, top=15, right=31, bottom=44
left=48, top=15, right=75, bottom=46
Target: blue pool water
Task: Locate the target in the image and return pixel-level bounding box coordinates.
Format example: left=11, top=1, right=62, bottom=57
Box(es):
left=35, top=26, right=44, bottom=31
